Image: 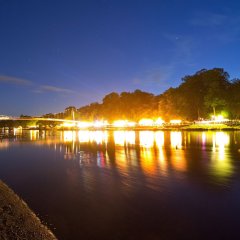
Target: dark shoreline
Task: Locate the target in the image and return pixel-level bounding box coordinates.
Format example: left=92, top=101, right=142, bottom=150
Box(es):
left=0, top=180, right=56, bottom=240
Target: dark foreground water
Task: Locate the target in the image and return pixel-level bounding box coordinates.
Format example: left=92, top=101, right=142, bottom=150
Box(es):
left=1, top=130, right=240, bottom=240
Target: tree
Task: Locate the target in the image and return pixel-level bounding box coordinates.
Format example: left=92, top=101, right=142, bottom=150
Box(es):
left=49, top=68, right=237, bottom=121
left=78, top=102, right=102, bottom=121
left=228, top=79, right=240, bottom=118
left=102, top=92, right=121, bottom=121
left=202, top=68, right=230, bottom=117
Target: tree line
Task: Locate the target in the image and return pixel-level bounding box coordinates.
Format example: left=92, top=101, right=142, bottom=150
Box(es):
left=42, top=68, right=240, bottom=122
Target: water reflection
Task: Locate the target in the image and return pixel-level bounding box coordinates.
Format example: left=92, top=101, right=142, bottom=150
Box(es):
left=78, top=130, right=108, bottom=144
left=0, top=139, right=9, bottom=149
left=30, top=130, right=39, bottom=141
left=1, top=129, right=239, bottom=185
left=1, top=129, right=240, bottom=240
left=114, top=131, right=135, bottom=146
left=170, top=131, right=182, bottom=149
left=63, top=131, right=76, bottom=142
left=155, top=131, right=164, bottom=148
left=211, top=132, right=233, bottom=180
left=139, top=131, right=154, bottom=148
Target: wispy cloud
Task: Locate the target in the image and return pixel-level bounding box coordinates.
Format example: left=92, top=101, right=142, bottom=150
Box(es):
left=39, top=85, right=75, bottom=94
left=190, top=11, right=240, bottom=44
left=0, top=74, right=76, bottom=95
left=190, top=12, right=227, bottom=27
left=0, top=75, right=32, bottom=85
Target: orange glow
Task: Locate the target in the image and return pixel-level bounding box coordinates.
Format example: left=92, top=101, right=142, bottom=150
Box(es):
left=158, top=147, right=167, bottom=173
left=211, top=132, right=232, bottom=178
left=0, top=140, right=9, bottom=149
left=127, top=121, right=137, bottom=127
left=113, top=120, right=136, bottom=127
left=113, top=131, right=135, bottom=146
left=155, top=131, right=164, bottom=148
left=211, top=115, right=228, bottom=122
left=213, top=132, right=230, bottom=161
left=114, top=131, right=126, bottom=146
left=113, top=120, right=128, bottom=127
left=140, top=146, right=158, bottom=176
left=125, top=131, right=135, bottom=145
left=170, top=119, right=182, bottom=124
left=171, top=150, right=186, bottom=172
left=77, top=121, right=92, bottom=128
left=155, top=118, right=165, bottom=125
left=62, top=122, right=75, bottom=128
left=93, top=120, right=108, bottom=128
left=89, top=131, right=108, bottom=144
left=30, top=130, right=39, bottom=140
left=170, top=131, right=182, bottom=148
left=78, top=130, right=90, bottom=142
left=115, top=148, right=128, bottom=171
left=64, top=131, right=76, bottom=142
left=139, top=118, right=154, bottom=126
left=139, top=131, right=154, bottom=148
left=77, top=130, right=108, bottom=143
left=13, top=127, right=22, bottom=136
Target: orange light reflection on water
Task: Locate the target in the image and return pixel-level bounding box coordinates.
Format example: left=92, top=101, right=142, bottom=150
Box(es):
left=139, top=131, right=158, bottom=176
left=0, top=140, right=9, bottom=149
left=210, top=132, right=232, bottom=179
left=170, top=132, right=182, bottom=149
left=139, top=131, right=154, bottom=148
left=30, top=130, right=39, bottom=141
left=169, top=131, right=187, bottom=172
left=114, top=131, right=135, bottom=146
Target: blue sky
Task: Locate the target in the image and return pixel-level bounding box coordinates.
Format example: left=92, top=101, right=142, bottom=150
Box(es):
left=0, top=0, right=240, bottom=115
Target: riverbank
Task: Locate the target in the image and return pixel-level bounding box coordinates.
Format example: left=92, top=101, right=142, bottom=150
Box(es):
left=1, top=123, right=240, bottom=134
left=0, top=180, right=56, bottom=240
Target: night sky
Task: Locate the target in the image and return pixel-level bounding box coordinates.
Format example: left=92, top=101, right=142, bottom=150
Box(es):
left=0, top=0, right=240, bottom=116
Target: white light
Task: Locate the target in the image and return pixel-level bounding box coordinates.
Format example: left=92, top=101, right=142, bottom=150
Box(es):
left=139, top=119, right=154, bottom=126
left=155, top=118, right=164, bottom=125
left=170, top=120, right=182, bottom=124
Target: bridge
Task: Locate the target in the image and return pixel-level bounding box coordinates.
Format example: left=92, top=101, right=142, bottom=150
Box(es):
left=0, top=117, right=80, bottom=129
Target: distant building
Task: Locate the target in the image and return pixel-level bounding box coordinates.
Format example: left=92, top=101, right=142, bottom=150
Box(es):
left=65, top=106, right=76, bottom=120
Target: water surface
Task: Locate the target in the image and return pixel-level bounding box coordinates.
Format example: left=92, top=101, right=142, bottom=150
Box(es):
left=1, top=130, right=240, bottom=239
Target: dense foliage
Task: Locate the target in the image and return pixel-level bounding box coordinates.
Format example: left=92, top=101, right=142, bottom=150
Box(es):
left=44, top=68, right=240, bottom=122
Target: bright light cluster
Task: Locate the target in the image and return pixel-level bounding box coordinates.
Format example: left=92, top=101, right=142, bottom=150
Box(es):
left=93, top=120, right=108, bottom=128
left=139, top=119, right=154, bottom=126
left=212, top=115, right=228, bottom=122
left=113, top=120, right=136, bottom=127
left=60, top=117, right=182, bottom=129
left=62, top=122, right=75, bottom=128
left=77, top=121, right=91, bottom=128
left=170, top=120, right=182, bottom=124
left=139, top=118, right=165, bottom=126
left=155, top=118, right=165, bottom=125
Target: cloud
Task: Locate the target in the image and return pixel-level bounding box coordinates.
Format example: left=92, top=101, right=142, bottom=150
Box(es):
left=0, top=75, right=32, bottom=85
left=189, top=12, right=240, bottom=44
left=0, top=74, right=76, bottom=97
left=39, top=85, right=75, bottom=94
left=190, top=12, right=227, bottom=27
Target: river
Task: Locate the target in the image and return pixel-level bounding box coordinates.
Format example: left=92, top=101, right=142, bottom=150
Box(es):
left=0, top=130, right=240, bottom=239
